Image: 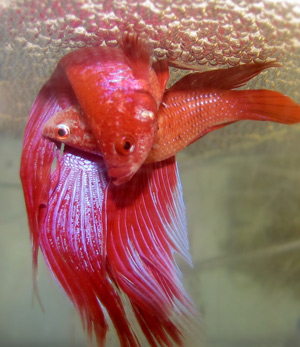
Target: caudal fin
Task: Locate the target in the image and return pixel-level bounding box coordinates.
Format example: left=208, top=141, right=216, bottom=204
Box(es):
left=234, top=89, right=300, bottom=124
left=105, top=157, right=197, bottom=346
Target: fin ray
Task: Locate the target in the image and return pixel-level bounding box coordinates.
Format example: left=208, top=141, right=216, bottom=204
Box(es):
left=105, top=157, right=196, bottom=346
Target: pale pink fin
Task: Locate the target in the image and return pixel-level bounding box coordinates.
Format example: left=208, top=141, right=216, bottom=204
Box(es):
left=41, top=148, right=139, bottom=347
left=152, top=59, right=170, bottom=93
left=119, top=32, right=152, bottom=80
left=169, top=61, right=281, bottom=91
left=232, top=89, right=300, bottom=124
left=105, top=157, right=195, bottom=347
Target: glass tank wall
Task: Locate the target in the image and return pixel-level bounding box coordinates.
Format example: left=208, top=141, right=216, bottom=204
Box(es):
left=1, top=0, right=300, bottom=346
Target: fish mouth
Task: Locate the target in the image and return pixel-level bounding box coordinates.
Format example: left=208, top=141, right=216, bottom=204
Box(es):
left=108, top=166, right=136, bottom=186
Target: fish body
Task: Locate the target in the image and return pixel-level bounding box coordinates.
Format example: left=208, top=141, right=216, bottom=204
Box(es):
left=43, top=61, right=300, bottom=164
left=147, top=87, right=300, bottom=162
left=58, top=34, right=169, bottom=185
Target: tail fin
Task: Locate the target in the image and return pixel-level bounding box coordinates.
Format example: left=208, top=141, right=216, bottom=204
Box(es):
left=41, top=148, right=140, bottom=347
left=105, top=157, right=197, bottom=346
left=234, top=89, right=300, bottom=124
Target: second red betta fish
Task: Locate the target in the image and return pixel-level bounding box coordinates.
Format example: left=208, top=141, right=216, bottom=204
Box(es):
left=43, top=61, right=300, bottom=163
left=54, top=34, right=169, bottom=185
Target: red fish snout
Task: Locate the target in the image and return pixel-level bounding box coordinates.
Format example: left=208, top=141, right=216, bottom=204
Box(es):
left=108, top=165, right=137, bottom=185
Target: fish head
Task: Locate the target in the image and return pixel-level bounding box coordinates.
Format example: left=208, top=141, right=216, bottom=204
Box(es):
left=41, top=93, right=158, bottom=186
left=42, top=110, right=72, bottom=142
left=94, top=90, right=158, bottom=185
left=54, top=36, right=169, bottom=185
left=42, top=106, right=99, bottom=154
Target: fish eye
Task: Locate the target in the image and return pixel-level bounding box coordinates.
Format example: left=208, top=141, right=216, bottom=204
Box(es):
left=56, top=124, right=70, bottom=141
left=115, top=135, right=135, bottom=156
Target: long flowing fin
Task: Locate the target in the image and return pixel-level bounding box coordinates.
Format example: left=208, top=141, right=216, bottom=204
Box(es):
left=41, top=148, right=139, bottom=347
left=168, top=61, right=280, bottom=91
left=232, top=89, right=300, bottom=124
left=20, top=65, right=76, bottom=307
left=105, top=157, right=196, bottom=347
left=20, top=66, right=140, bottom=347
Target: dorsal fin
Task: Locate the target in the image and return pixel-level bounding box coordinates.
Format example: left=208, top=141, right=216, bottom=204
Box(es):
left=119, top=32, right=152, bottom=80
left=168, top=61, right=281, bottom=92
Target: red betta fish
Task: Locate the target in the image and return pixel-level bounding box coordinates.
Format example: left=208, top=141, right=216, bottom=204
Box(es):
left=55, top=34, right=169, bottom=185
left=20, top=37, right=195, bottom=347
left=43, top=61, right=300, bottom=163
